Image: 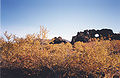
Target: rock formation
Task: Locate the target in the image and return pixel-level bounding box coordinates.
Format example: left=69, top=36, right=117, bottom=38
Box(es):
left=71, top=29, right=120, bottom=44
left=50, top=36, right=69, bottom=44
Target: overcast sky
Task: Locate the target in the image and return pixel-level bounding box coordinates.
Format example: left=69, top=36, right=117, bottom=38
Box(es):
left=1, top=0, right=120, bottom=41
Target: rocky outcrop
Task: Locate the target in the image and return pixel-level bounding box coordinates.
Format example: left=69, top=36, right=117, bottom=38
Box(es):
left=50, top=37, right=69, bottom=44
left=71, top=29, right=120, bottom=44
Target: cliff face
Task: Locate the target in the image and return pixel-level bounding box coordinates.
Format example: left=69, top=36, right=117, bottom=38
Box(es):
left=71, top=29, right=120, bottom=44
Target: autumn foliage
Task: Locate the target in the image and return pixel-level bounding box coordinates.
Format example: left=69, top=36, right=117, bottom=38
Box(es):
left=0, top=27, right=120, bottom=78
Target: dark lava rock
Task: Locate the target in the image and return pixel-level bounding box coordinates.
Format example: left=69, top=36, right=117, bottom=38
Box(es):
left=71, top=29, right=120, bottom=44
left=50, top=36, right=69, bottom=44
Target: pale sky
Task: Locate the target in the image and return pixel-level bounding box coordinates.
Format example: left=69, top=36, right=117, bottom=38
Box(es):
left=1, top=0, right=120, bottom=41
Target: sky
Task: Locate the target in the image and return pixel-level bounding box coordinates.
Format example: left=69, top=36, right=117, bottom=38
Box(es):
left=1, top=0, right=120, bottom=41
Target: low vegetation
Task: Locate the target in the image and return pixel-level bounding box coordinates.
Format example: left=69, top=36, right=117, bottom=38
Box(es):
left=0, top=27, right=120, bottom=78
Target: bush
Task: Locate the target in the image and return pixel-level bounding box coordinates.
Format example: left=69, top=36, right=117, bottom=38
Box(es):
left=0, top=30, right=120, bottom=78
